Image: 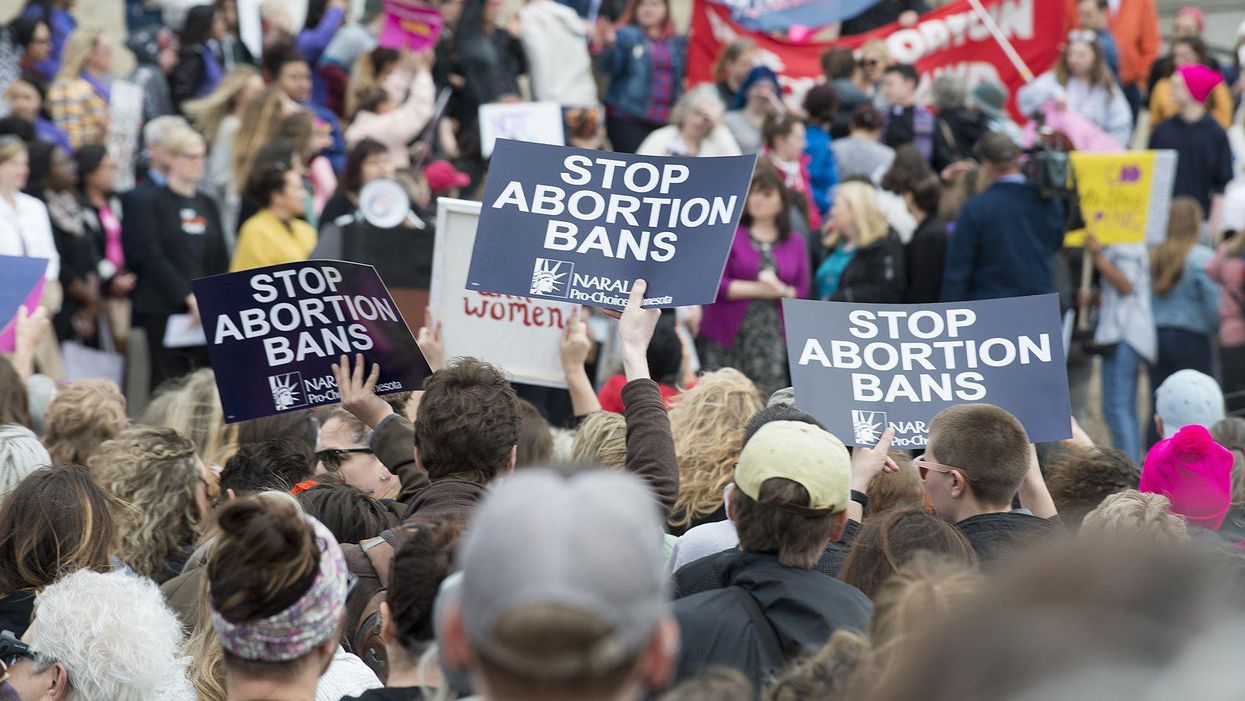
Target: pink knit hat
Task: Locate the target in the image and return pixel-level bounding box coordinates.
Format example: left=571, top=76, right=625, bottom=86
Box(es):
left=1175, top=64, right=1223, bottom=104
left=1140, top=424, right=1233, bottom=530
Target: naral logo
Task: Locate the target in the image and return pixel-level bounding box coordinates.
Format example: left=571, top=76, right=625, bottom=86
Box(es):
left=269, top=372, right=307, bottom=411
left=530, top=258, right=572, bottom=298
left=851, top=410, right=887, bottom=445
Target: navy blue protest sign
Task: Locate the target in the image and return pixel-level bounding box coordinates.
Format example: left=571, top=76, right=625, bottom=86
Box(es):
left=192, top=260, right=431, bottom=423
left=783, top=295, right=1071, bottom=448
left=466, top=139, right=757, bottom=310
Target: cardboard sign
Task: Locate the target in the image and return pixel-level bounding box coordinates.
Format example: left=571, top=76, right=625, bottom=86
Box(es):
left=1064, top=150, right=1177, bottom=247
left=466, top=140, right=757, bottom=310
left=433, top=198, right=575, bottom=388
left=688, top=0, right=1065, bottom=119
left=192, top=261, right=432, bottom=423
left=378, top=0, right=443, bottom=52
left=478, top=102, right=565, bottom=159
left=783, top=295, right=1071, bottom=448
left=0, top=256, right=48, bottom=352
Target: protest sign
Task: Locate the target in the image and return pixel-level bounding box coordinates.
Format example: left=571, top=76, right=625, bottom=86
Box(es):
left=378, top=0, right=443, bottom=52
left=0, top=256, right=47, bottom=352
left=1064, top=150, right=1177, bottom=247
left=688, top=0, right=1065, bottom=117
left=107, top=80, right=144, bottom=192
left=478, top=102, right=565, bottom=158
left=707, top=0, right=881, bottom=32
left=466, top=140, right=757, bottom=310
left=192, top=260, right=432, bottom=423
left=433, top=198, right=575, bottom=388
left=238, top=0, right=262, bottom=58
left=783, top=295, right=1071, bottom=448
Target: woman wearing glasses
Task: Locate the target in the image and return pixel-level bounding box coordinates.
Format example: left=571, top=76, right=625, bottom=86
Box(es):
left=1018, top=30, right=1134, bottom=147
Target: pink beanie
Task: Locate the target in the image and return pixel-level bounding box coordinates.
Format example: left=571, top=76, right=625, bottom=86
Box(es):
left=1140, top=424, right=1233, bottom=530
left=1176, top=64, right=1223, bottom=104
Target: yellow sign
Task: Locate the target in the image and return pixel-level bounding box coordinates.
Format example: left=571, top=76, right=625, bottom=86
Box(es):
left=1064, top=151, right=1164, bottom=247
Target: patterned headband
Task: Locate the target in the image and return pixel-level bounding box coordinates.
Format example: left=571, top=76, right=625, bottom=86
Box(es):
left=211, top=516, right=348, bottom=662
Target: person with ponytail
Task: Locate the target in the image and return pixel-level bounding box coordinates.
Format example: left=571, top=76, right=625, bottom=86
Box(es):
left=207, top=494, right=352, bottom=701
left=1149, top=196, right=1219, bottom=440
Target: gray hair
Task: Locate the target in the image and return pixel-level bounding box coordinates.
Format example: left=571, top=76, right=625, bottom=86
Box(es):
left=0, top=424, right=50, bottom=494
left=143, top=115, right=190, bottom=152
left=672, top=84, right=726, bottom=129
left=31, top=569, right=196, bottom=699
left=932, top=74, right=967, bottom=113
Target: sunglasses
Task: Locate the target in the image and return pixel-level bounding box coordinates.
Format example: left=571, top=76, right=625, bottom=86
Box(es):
left=315, top=447, right=374, bottom=471
left=0, top=631, right=38, bottom=669
left=913, top=454, right=962, bottom=480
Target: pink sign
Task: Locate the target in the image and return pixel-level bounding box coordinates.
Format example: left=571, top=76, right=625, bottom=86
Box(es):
left=379, top=0, right=443, bottom=52
left=0, top=277, right=45, bottom=352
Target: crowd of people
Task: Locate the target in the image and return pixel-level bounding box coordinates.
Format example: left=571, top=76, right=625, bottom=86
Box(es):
left=3, top=0, right=1245, bottom=698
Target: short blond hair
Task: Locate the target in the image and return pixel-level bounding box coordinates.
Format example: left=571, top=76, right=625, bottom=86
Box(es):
left=571, top=412, right=627, bottom=469
left=161, top=125, right=205, bottom=158
left=42, top=380, right=128, bottom=466
left=1079, top=490, right=1189, bottom=544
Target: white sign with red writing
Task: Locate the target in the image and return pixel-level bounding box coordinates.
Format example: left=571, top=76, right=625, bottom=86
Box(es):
left=431, top=198, right=576, bottom=388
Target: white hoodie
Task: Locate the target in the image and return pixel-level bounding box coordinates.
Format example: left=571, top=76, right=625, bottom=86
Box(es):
left=519, top=0, right=599, bottom=106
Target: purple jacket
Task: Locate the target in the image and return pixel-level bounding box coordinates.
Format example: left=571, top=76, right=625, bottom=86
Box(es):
left=700, top=226, right=810, bottom=349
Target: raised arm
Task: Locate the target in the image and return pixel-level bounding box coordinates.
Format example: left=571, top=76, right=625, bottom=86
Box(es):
left=618, top=280, right=679, bottom=517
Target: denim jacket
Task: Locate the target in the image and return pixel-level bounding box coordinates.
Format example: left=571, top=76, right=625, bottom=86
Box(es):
left=601, top=25, right=687, bottom=121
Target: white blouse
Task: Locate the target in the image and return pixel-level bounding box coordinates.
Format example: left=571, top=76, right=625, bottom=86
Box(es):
left=0, top=190, right=60, bottom=279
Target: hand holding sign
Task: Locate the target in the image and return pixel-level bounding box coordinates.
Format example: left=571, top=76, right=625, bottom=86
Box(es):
left=620, top=279, right=661, bottom=382
left=332, top=353, right=393, bottom=429
left=417, top=313, right=445, bottom=372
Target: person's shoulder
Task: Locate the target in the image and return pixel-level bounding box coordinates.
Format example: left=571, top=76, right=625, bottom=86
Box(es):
left=614, top=24, right=645, bottom=44
left=1189, top=244, right=1216, bottom=266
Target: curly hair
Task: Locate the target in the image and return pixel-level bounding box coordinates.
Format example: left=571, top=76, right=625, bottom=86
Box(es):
left=571, top=411, right=627, bottom=469
left=415, top=358, right=520, bottom=483
left=143, top=369, right=238, bottom=466
left=668, top=368, right=763, bottom=529
left=1079, top=490, right=1189, bottom=544
left=88, top=426, right=202, bottom=582
left=42, top=379, right=128, bottom=465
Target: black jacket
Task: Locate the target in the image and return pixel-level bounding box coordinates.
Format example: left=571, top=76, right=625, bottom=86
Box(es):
left=672, top=519, right=861, bottom=598
left=905, top=215, right=947, bottom=303
left=123, top=184, right=229, bottom=318
left=672, top=550, right=873, bottom=690
left=831, top=233, right=906, bottom=303
left=932, top=106, right=986, bottom=172
left=955, top=512, right=1064, bottom=562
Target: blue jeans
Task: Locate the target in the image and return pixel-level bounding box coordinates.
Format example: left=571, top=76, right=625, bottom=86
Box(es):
left=1102, top=342, right=1145, bottom=464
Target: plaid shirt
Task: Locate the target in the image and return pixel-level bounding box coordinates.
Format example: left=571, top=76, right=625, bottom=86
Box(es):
left=48, top=77, right=108, bottom=149
left=644, top=37, right=675, bottom=126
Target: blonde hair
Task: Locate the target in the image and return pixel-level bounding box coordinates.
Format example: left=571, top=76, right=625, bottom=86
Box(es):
left=846, top=553, right=982, bottom=697
left=183, top=66, right=263, bottom=144
left=55, top=28, right=105, bottom=82
left=42, top=380, right=128, bottom=466
left=88, top=426, right=202, bottom=581
left=571, top=412, right=627, bottom=469
left=185, top=571, right=226, bottom=701
left=0, top=135, right=27, bottom=165
left=344, top=50, right=390, bottom=122
left=1151, top=197, right=1203, bottom=296
left=1079, top=490, right=1189, bottom=544
left=162, top=125, right=205, bottom=158
left=142, top=368, right=238, bottom=466
left=230, top=87, right=291, bottom=190
left=832, top=181, right=890, bottom=248
left=668, top=368, right=763, bottom=529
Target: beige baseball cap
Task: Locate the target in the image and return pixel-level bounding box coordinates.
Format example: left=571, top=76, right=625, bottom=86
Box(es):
left=735, top=421, right=851, bottom=512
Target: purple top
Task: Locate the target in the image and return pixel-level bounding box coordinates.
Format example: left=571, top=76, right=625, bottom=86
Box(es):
left=700, top=226, right=810, bottom=349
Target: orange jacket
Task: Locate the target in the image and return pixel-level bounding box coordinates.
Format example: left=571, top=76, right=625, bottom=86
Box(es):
left=1065, top=0, right=1160, bottom=88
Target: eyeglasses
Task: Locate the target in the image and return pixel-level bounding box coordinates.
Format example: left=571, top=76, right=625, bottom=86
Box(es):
left=860, top=58, right=881, bottom=68
left=315, top=447, right=374, bottom=471
left=913, top=454, right=962, bottom=480
left=0, top=631, right=38, bottom=668
left=1067, top=29, right=1098, bottom=44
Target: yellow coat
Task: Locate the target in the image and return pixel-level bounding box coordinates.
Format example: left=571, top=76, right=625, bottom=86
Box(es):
left=1148, top=78, right=1234, bottom=131
left=230, top=209, right=317, bottom=272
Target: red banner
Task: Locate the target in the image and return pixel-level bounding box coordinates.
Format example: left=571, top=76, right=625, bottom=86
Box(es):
left=688, top=0, right=1066, bottom=119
